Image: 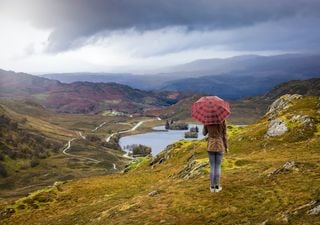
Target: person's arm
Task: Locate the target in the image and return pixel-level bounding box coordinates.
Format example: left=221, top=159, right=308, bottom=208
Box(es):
left=222, top=121, right=228, bottom=152
left=202, top=125, right=208, bottom=136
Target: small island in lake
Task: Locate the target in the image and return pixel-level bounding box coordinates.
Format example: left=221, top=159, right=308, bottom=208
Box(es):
left=184, top=131, right=198, bottom=138
left=165, top=120, right=188, bottom=130
left=125, top=144, right=152, bottom=157
left=184, top=126, right=199, bottom=138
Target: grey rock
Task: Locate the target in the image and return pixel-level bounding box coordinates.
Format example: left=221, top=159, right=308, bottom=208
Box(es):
left=0, top=208, right=15, bottom=219
left=260, top=220, right=268, bottom=225
left=307, top=204, right=320, bottom=215
left=148, top=190, right=159, bottom=196
left=53, top=181, right=62, bottom=187
left=268, top=161, right=296, bottom=177
left=291, top=115, right=313, bottom=126
left=266, top=119, right=288, bottom=137
left=300, top=115, right=312, bottom=126
left=282, top=161, right=296, bottom=170
left=174, top=160, right=209, bottom=179
left=290, top=115, right=301, bottom=122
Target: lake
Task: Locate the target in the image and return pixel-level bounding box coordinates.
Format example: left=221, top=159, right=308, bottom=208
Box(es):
left=119, top=124, right=205, bottom=156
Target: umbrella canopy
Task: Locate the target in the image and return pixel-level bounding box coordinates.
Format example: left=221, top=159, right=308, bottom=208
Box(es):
left=191, top=96, right=231, bottom=125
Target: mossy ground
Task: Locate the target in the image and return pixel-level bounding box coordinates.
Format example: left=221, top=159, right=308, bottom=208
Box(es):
left=0, top=96, right=319, bottom=225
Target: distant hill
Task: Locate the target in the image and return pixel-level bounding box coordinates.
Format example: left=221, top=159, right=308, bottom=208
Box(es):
left=263, top=78, right=320, bottom=100
left=0, top=69, right=60, bottom=97
left=42, top=54, right=320, bottom=99
left=41, top=72, right=177, bottom=90
left=0, top=69, right=183, bottom=114
left=162, top=54, right=320, bottom=75
left=148, top=78, right=320, bottom=124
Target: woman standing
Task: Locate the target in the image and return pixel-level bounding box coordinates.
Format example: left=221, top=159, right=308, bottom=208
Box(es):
left=191, top=96, right=230, bottom=193
left=202, top=121, right=228, bottom=192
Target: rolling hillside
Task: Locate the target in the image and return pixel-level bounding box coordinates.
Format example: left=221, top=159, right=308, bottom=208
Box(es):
left=1, top=94, right=319, bottom=224
left=147, top=78, right=320, bottom=124
left=0, top=101, right=133, bottom=198
left=0, top=69, right=183, bottom=114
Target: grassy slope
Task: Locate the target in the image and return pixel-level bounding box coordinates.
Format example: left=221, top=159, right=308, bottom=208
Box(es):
left=1, top=96, right=319, bottom=225
left=0, top=101, right=135, bottom=198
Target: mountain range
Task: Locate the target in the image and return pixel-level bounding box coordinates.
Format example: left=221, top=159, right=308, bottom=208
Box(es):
left=42, top=53, right=320, bottom=99
left=0, top=69, right=183, bottom=114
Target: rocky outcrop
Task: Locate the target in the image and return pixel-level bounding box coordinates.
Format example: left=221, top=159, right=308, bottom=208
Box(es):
left=261, top=200, right=320, bottom=224
left=149, top=143, right=178, bottom=166
left=266, top=94, right=302, bottom=120
left=267, top=161, right=296, bottom=177
left=266, top=119, right=288, bottom=137
left=174, top=160, right=209, bottom=179
left=291, top=115, right=313, bottom=127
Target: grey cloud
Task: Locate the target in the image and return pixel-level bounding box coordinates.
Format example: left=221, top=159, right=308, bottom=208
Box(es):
left=2, top=0, right=320, bottom=52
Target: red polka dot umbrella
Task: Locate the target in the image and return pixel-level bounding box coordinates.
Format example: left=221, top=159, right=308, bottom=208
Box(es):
left=191, top=96, right=231, bottom=125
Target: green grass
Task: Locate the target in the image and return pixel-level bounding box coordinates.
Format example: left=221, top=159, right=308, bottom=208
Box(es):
left=9, top=185, right=60, bottom=211
left=0, top=96, right=319, bottom=225
left=128, top=156, right=152, bottom=170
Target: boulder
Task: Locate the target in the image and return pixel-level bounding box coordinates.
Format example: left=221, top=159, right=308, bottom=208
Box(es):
left=266, top=119, right=288, bottom=137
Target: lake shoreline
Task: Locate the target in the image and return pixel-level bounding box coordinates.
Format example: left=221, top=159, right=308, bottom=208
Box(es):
left=119, top=124, right=204, bottom=156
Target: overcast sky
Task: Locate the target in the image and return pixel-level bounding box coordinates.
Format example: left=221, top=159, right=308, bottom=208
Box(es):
left=1, top=0, right=320, bottom=74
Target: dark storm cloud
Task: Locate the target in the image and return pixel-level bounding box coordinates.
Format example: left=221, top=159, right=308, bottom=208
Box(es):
left=2, top=0, right=320, bottom=52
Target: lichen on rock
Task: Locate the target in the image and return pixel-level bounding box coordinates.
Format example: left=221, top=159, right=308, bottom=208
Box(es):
left=291, top=115, right=313, bottom=126
left=266, top=94, right=302, bottom=119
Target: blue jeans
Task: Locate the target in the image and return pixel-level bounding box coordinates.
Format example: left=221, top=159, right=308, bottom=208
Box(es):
left=208, top=151, right=224, bottom=188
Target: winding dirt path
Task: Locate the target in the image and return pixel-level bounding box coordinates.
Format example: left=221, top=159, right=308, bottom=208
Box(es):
left=92, top=122, right=107, bottom=132
left=62, top=117, right=161, bottom=168
left=62, top=138, right=101, bottom=163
